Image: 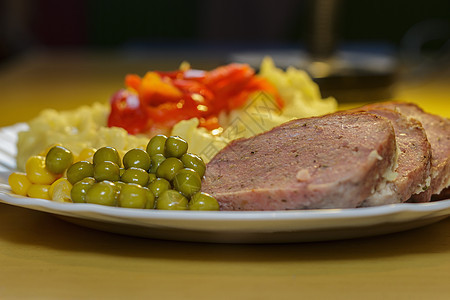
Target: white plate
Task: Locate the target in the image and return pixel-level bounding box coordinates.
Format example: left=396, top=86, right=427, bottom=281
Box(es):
left=0, top=123, right=449, bottom=243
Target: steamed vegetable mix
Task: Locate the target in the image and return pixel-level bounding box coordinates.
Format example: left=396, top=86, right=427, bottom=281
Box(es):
left=8, top=137, right=219, bottom=211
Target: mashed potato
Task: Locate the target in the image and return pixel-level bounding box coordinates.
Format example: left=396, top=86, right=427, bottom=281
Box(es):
left=17, top=57, right=337, bottom=169
left=16, top=103, right=149, bottom=171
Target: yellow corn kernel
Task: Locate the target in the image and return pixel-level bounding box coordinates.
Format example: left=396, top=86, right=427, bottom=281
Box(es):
left=39, top=143, right=63, bottom=157
left=75, top=147, right=96, bottom=163
left=8, top=172, right=32, bottom=196
left=25, top=155, right=61, bottom=185
left=27, top=184, right=51, bottom=200
left=49, top=178, right=73, bottom=202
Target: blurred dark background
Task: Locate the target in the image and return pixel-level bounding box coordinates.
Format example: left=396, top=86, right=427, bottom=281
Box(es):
left=1, top=0, right=449, bottom=57
left=0, top=0, right=449, bottom=100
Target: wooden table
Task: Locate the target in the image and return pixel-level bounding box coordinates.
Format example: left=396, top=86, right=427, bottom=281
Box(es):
left=0, top=51, right=449, bottom=299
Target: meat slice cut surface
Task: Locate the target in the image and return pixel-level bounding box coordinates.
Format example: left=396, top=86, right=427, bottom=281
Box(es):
left=366, top=102, right=450, bottom=200
left=350, top=106, right=432, bottom=205
left=201, top=112, right=397, bottom=211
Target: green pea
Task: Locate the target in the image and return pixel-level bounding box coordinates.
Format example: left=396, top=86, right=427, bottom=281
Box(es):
left=144, top=187, right=155, bottom=209
left=164, top=136, right=188, bottom=158
left=156, top=189, right=188, bottom=210
left=85, top=181, right=119, bottom=206
left=146, top=134, right=167, bottom=156
left=94, top=161, right=120, bottom=182
left=123, top=148, right=151, bottom=170
left=120, top=167, right=149, bottom=186
left=118, top=183, right=148, bottom=209
left=180, top=153, right=206, bottom=178
left=156, top=157, right=184, bottom=181
left=67, top=161, right=94, bottom=185
left=70, top=177, right=96, bottom=203
left=188, top=192, right=220, bottom=211
left=147, top=178, right=171, bottom=198
left=93, top=146, right=121, bottom=167
left=172, top=168, right=202, bottom=198
left=45, top=146, right=74, bottom=174
left=149, top=154, right=166, bottom=174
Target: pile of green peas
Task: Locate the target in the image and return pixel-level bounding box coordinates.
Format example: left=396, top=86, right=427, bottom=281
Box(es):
left=50, top=135, right=219, bottom=210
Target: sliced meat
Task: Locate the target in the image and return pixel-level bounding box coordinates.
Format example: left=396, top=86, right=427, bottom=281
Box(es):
left=365, top=102, right=450, bottom=201
left=201, top=112, right=397, bottom=210
left=350, top=106, right=432, bottom=205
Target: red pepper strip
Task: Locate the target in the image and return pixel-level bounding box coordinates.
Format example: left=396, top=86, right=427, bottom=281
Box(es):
left=203, top=63, right=254, bottom=96
left=145, top=96, right=204, bottom=130
left=171, top=79, right=214, bottom=104
left=125, top=74, right=141, bottom=92
left=199, top=116, right=220, bottom=131
left=107, top=89, right=149, bottom=135
left=246, top=76, right=284, bottom=109
left=202, top=63, right=264, bottom=115
left=138, top=72, right=183, bottom=107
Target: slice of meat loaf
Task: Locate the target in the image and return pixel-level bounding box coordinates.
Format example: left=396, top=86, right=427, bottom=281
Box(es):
left=366, top=102, right=450, bottom=201
left=350, top=106, right=432, bottom=205
left=201, top=112, right=397, bottom=210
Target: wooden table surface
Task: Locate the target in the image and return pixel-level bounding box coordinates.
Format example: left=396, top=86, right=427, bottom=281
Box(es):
left=0, top=50, right=449, bottom=299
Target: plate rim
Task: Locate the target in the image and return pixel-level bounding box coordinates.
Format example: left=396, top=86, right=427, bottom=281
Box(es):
left=1, top=187, right=449, bottom=222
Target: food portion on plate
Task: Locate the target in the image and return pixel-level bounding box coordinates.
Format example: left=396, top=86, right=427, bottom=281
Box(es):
left=202, top=101, right=449, bottom=210
left=9, top=58, right=337, bottom=210
left=6, top=58, right=449, bottom=211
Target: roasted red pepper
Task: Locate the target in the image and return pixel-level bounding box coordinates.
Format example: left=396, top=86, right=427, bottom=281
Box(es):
left=108, top=89, right=149, bottom=135
left=107, top=63, right=283, bottom=135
